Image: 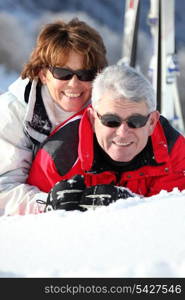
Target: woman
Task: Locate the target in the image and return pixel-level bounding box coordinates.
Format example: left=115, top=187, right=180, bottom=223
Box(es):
left=0, top=18, right=107, bottom=215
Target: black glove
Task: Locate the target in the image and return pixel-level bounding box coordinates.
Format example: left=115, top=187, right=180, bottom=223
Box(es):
left=79, top=184, right=135, bottom=210
left=45, top=175, right=86, bottom=212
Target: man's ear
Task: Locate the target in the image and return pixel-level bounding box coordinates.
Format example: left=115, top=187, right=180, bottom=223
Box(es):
left=87, top=107, right=96, bottom=130
left=148, top=110, right=160, bottom=135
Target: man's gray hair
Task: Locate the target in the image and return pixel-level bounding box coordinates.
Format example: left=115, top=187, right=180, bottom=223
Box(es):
left=91, top=64, right=156, bottom=112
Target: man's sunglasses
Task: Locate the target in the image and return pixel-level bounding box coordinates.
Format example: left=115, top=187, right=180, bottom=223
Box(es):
left=48, top=66, right=97, bottom=81
left=96, top=112, right=151, bottom=128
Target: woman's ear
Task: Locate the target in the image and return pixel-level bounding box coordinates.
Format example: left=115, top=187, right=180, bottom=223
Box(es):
left=38, top=69, right=47, bottom=84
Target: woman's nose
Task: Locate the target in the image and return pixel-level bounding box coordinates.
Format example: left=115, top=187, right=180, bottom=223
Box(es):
left=67, top=74, right=80, bottom=86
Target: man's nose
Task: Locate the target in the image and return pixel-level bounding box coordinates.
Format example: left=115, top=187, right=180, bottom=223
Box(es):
left=115, top=122, right=130, bottom=136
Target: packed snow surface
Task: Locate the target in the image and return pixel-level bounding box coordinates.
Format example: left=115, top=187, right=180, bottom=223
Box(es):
left=0, top=188, right=185, bottom=278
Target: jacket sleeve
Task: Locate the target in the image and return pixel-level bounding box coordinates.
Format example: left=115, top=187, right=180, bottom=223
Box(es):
left=0, top=93, right=46, bottom=215
left=148, top=135, right=185, bottom=196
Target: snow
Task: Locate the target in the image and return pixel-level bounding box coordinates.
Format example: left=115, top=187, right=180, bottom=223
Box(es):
left=0, top=188, right=185, bottom=278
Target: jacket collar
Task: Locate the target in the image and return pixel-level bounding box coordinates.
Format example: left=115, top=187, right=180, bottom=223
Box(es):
left=78, top=108, right=94, bottom=171
left=24, top=80, right=52, bottom=142
left=8, top=76, right=29, bottom=103
left=151, top=117, right=169, bottom=163
left=10, top=77, right=52, bottom=142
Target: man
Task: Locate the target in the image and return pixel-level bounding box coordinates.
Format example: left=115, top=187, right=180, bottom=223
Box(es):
left=27, top=64, right=185, bottom=211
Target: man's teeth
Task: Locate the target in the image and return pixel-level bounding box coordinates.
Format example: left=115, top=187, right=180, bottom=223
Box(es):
left=65, top=92, right=81, bottom=97
left=115, top=142, right=132, bottom=146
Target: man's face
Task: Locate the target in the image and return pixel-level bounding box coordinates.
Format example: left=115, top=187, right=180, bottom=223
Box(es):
left=89, top=92, right=159, bottom=162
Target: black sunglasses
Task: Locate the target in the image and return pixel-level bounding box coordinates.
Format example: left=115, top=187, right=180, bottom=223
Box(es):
left=96, top=112, right=151, bottom=128
left=48, top=66, right=97, bottom=81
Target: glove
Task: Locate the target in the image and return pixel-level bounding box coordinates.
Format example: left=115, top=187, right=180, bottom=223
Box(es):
left=79, top=184, right=135, bottom=210
left=45, top=174, right=87, bottom=212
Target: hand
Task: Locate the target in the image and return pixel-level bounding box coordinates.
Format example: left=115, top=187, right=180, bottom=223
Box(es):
left=79, top=184, right=135, bottom=209
left=45, top=175, right=87, bottom=211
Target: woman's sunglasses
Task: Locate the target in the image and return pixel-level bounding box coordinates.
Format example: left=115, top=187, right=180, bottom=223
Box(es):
left=96, top=112, right=151, bottom=128
left=48, top=66, right=97, bottom=82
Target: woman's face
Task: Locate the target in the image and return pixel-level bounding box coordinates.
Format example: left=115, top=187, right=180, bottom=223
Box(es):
left=39, top=50, right=92, bottom=112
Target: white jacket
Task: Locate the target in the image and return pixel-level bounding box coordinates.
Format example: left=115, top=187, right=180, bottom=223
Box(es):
left=0, top=77, right=74, bottom=216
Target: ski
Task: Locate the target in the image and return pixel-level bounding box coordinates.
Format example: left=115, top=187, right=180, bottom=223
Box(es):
left=160, top=0, right=184, bottom=132
left=121, top=0, right=140, bottom=67
left=147, top=0, right=160, bottom=108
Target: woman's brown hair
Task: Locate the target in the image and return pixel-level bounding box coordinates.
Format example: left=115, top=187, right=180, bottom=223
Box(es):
left=21, top=18, right=108, bottom=80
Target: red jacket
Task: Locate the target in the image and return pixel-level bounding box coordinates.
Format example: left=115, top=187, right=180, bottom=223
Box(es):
left=27, top=108, right=185, bottom=196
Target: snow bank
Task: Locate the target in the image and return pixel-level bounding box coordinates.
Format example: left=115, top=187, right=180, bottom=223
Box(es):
left=0, top=189, right=185, bottom=278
